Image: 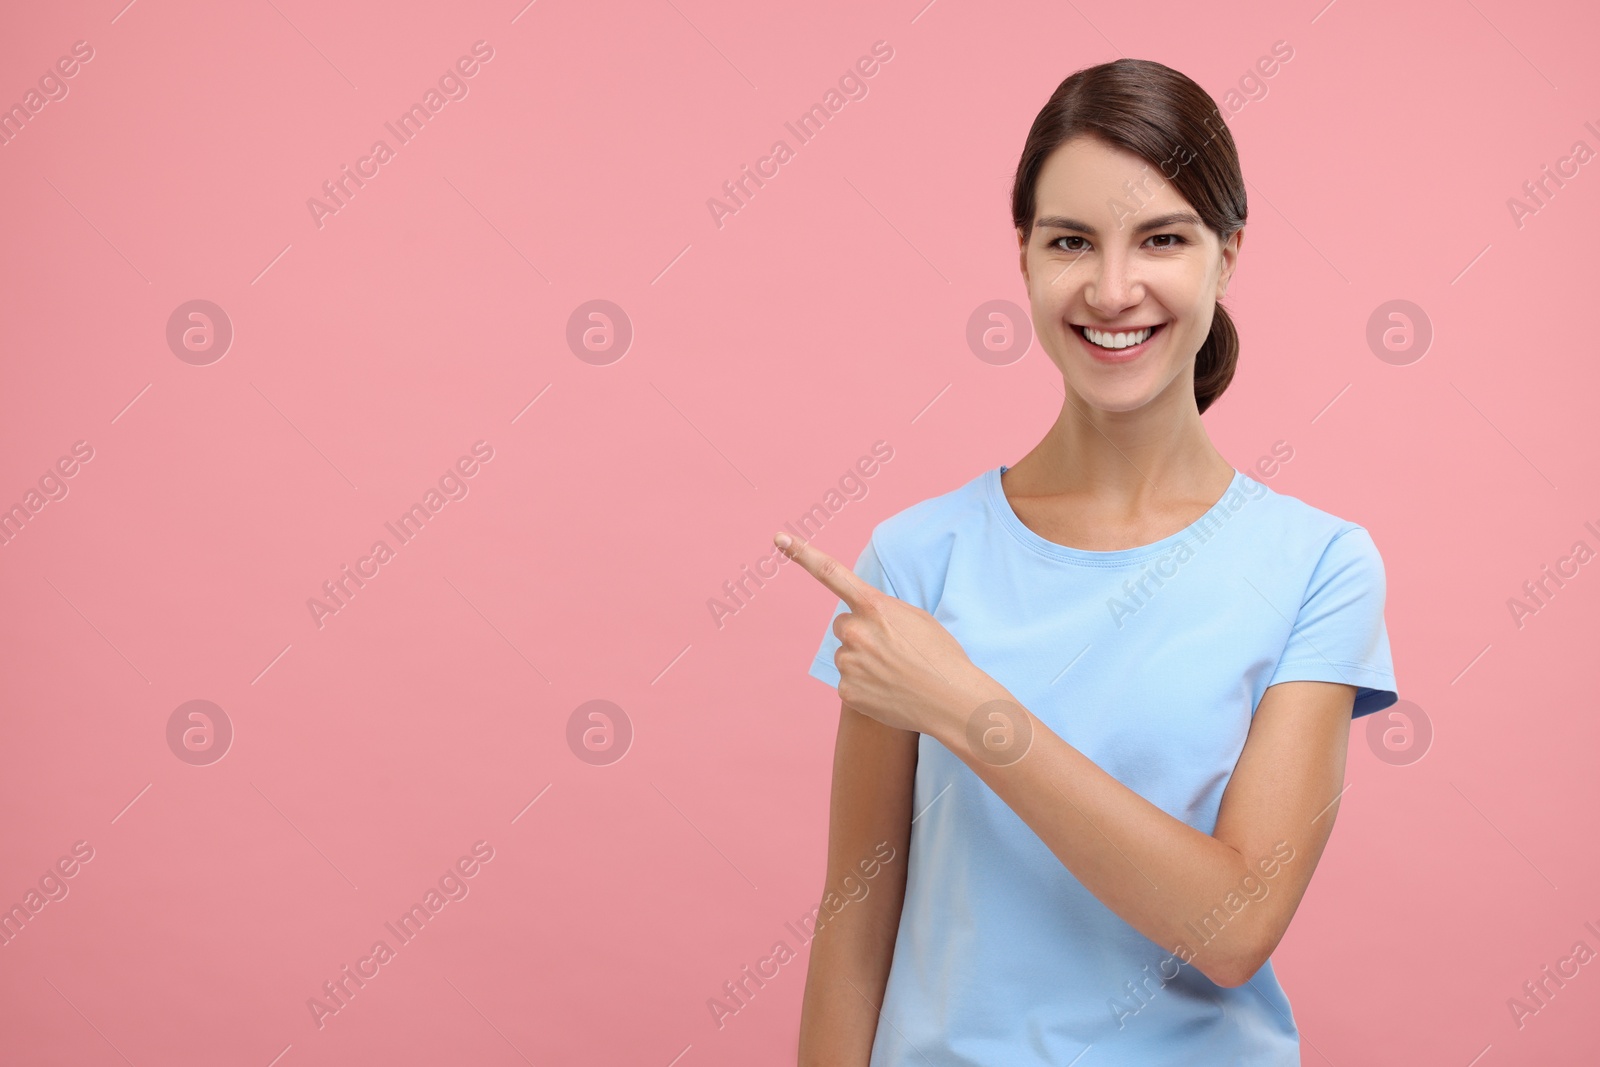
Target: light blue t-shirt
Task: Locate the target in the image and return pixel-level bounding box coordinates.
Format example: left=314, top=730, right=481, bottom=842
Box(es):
left=808, top=464, right=1399, bottom=1066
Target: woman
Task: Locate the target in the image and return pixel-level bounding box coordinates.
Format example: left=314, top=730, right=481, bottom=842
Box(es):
left=779, top=58, right=1399, bottom=1065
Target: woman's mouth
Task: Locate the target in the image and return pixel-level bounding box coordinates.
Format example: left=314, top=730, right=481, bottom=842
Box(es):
left=1073, top=322, right=1164, bottom=363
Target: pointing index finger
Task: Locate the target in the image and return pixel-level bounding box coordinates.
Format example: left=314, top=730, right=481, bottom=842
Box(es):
left=774, top=531, right=875, bottom=614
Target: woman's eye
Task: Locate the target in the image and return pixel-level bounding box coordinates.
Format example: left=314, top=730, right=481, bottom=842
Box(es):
left=1048, top=233, right=1187, bottom=252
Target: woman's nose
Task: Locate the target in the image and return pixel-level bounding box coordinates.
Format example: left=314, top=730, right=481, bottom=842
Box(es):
left=1086, top=253, right=1140, bottom=311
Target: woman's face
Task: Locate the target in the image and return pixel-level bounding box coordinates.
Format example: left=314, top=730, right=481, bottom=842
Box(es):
left=1017, top=134, right=1240, bottom=415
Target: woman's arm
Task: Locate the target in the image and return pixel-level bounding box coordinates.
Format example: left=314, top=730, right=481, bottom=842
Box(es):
left=796, top=701, right=917, bottom=1067
left=777, top=531, right=1355, bottom=991
left=928, top=678, right=1354, bottom=989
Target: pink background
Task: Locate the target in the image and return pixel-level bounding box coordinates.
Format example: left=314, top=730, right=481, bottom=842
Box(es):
left=3, top=0, right=1598, bottom=1063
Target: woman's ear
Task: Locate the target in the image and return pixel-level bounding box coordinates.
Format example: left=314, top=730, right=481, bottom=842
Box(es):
left=1217, top=226, right=1244, bottom=298
left=1222, top=227, right=1248, bottom=295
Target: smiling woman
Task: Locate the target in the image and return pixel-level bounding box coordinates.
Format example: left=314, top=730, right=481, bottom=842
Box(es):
left=791, top=57, right=1398, bottom=1067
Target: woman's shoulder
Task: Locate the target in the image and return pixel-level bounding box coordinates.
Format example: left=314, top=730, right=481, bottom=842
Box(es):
left=867, top=465, right=993, bottom=556
left=852, top=466, right=993, bottom=610
left=1242, top=472, right=1384, bottom=562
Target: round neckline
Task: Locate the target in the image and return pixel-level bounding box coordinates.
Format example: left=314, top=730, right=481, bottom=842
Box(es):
left=985, top=465, right=1246, bottom=566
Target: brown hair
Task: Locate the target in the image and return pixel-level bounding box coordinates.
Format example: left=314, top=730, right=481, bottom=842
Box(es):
left=1010, top=58, right=1247, bottom=415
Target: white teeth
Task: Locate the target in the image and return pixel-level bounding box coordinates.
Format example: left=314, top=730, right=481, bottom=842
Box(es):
left=1083, top=325, right=1155, bottom=350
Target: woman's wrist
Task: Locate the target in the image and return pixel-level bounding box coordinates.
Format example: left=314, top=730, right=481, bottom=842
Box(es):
left=927, top=670, right=1022, bottom=754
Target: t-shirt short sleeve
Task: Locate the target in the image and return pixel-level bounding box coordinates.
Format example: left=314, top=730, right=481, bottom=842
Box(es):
left=807, top=534, right=898, bottom=689
left=1265, top=525, right=1399, bottom=718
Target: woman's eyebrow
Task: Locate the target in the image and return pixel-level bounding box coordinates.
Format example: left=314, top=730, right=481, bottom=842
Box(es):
left=1035, top=211, right=1203, bottom=236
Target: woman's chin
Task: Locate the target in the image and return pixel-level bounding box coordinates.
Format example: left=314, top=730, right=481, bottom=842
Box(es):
left=1069, top=380, right=1163, bottom=415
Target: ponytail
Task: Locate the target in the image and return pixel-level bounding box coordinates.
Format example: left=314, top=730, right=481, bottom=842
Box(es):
left=1194, top=300, right=1239, bottom=415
